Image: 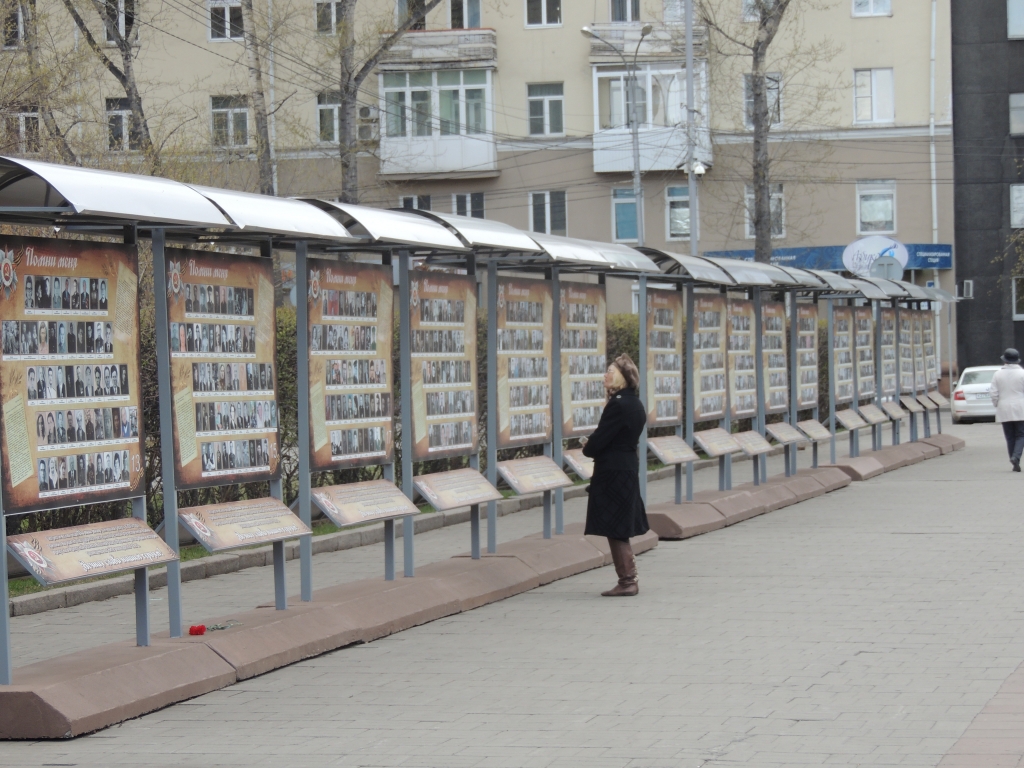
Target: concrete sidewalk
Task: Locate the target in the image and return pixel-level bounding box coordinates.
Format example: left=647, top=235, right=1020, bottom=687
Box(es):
left=6, top=421, right=1001, bottom=767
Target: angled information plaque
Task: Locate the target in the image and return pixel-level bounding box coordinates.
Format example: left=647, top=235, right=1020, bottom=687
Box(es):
left=796, top=419, right=832, bottom=442
left=766, top=422, right=808, bottom=444
left=563, top=448, right=594, bottom=480
left=733, top=430, right=773, bottom=455
left=917, top=394, right=938, bottom=411
left=899, top=396, right=925, bottom=414
left=857, top=403, right=890, bottom=425
left=694, top=428, right=741, bottom=457
left=881, top=400, right=907, bottom=421
left=312, top=479, right=418, bottom=528
left=647, top=435, right=699, bottom=465
left=413, top=468, right=501, bottom=512
left=178, top=497, right=310, bottom=553
left=835, top=409, right=868, bottom=431
left=497, top=456, right=572, bottom=495
left=926, top=391, right=949, bottom=407
left=7, top=517, right=177, bottom=586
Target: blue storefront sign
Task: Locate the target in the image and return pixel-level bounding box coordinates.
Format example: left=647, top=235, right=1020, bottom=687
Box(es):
left=704, top=243, right=952, bottom=271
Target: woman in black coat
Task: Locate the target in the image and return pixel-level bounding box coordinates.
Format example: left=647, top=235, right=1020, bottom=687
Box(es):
left=581, top=354, right=649, bottom=596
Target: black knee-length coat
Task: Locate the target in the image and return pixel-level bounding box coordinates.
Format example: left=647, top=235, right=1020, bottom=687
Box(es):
left=581, top=387, right=649, bottom=540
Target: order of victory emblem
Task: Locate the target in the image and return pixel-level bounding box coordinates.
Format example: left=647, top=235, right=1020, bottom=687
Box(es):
left=167, top=260, right=183, bottom=298
left=0, top=247, right=19, bottom=300
left=497, top=284, right=505, bottom=310
left=309, top=269, right=321, bottom=301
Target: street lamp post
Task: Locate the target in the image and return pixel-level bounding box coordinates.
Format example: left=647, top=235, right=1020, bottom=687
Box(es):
left=582, top=23, right=652, bottom=247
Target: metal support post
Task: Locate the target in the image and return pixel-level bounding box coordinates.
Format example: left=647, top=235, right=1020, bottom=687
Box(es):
left=294, top=241, right=312, bottom=601
left=0, top=496, right=10, bottom=683
left=551, top=268, right=565, bottom=533
left=893, top=300, right=901, bottom=445
left=269, top=477, right=288, bottom=609
left=152, top=229, right=183, bottom=637
left=132, top=496, right=150, bottom=647
left=827, top=299, right=837, bottom=465
left=753, top=287, right=767, bottom=483
left=383, top=462, right=396, bottom=580
left=398, top=250, right=415, bottom=577
left=788, top=289, right=800, bottom=476
left=469, top=452, right=481, bottom=557
left=486, top=261, right=498, bottom=552
left=684, top=283, right=695, bottom=501
left=637, top=274, right=648, bottom=502
left=543, top=442, right=553, bottom=538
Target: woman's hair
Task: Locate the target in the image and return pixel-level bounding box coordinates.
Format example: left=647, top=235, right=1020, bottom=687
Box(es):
left=612, top=354, right=640, bottom=390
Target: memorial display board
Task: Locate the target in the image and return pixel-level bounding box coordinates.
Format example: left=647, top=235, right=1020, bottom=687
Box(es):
left=880, top=308, right=898, bottom=396
left=311, top=479, right=418, bottom=528
left=923, top=310, right=939, bottom=387
left=912, top=311, right=926, bottom=391
left=497, top=276, right=553, bottom=448
left=645, top=288, right=683, bottom=427
left=7, top=517, right=176, bottom=586
left=762, top=302, right=788, bottom=414
left=413, top=468, right=502, bottom=511
left=765, top=421, right=808, bottom=444
left=306, top=259, right=393, bottom=471
left=559, top=282, right=606, bottom=437
left=899, top=313, right=915, bottom=393
left=562, top=448, right=594, bottom=479
left=727, top=300, right=756, bottom=419
left=410, top=271, right=478, bottom=461
left=733, top=430, right=773, bottom=455
left=693, top=294, right=727, bottom=422
left=796, top=305, right=819, bottom=409
left=165, top=250, right=280, bottom=490
left=647, top=435, right=699, bottom=465
left=178, top=497, right=310, bottom=553
left=693, top=427, right=740, bottom=457
left=832, top=306, right=854, bottom=404
left=854, top=306, right=876, bottom=399
left=496, top=456, right=572, bottom=495
left=857, top=403, right=889, bottom=425
left=0, top=237, right=145, bottom=514
left=881, top=400, right=907, bottom=420
left=835, top=408, right=868, bottom=430
left=899, top=395, right=925, bottom=413
left=796, top=419, right=832, bottom=441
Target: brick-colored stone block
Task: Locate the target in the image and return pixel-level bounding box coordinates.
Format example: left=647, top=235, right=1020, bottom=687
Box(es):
left=693, top=489, right=767, bottom=525
left=799, top=466, right=852, bottom=492
left=645, top=502, right=726, bottom=540
left=826, top=456, right=885, bottom=480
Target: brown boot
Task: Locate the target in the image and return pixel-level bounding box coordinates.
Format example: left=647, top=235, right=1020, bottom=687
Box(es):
left=601, top=539, right=639, bottom=597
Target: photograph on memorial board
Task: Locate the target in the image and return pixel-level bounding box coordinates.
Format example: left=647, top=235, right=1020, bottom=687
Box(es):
left=762, top=302, right=788, bottom=414
left=693, top=294, right=727, bottom=422
left=0, top=236, right=145, bottom=515
left=497, top=276, right=553, bottom=449
left=922, top=311, right=938, bottom=388
left=645, top=288, right=683, bottom=427
left=164, top=249, right=280, bottom=490
left=832, top=306, right=855, bottom=404
left=796, top=305, right=819, bottom=409
left=879, top=308, right=898, bottom=396
left=727, top=300, right=756, bottom=419
left=899, top=313, right=914, bottom=393
left=410, top=271, right=478, bottom=461
left=7, top=517, right=176, bottom=586
left=559, top=282, right=607, bottom=437
left=854, top=306, right=876, bottom=400
left=306, top=259, right=393, bottom=471
left=311, top=479, right=418, bottom=528
left=912, top=311, right=926, bottom=391
left=178, top=497, right=309, bottom=552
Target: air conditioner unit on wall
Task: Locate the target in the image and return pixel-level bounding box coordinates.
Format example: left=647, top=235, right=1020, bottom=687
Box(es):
left=962, top=279, right=974, bottom=299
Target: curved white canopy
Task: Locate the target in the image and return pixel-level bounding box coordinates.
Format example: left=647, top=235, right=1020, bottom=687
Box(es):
left=187, top=186, right=356, bottom=240
left=414, top=211, right=544, bottom=252
left=302, top=200, right=467, bottom=251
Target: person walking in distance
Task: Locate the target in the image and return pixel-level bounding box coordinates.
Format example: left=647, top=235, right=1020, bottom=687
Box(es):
left=991, top=348, right=1024, bottom=471
left=580, top=354, right=650, bottom=596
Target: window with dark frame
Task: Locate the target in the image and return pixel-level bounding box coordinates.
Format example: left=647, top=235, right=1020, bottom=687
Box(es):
left=211, top=95, right=248, bottom=147
left=210, top=1, right=243, bottom=39
left=611, top=0, right=640, bottom=22
left=451, top=0, right=480, bottom=27
left=743, top=73, right=781, bottom=128
left=3, top=5, right=22, bottom=48
left=527, top=83, right=563, bottom=135
left=4, top=107, right=39, bottom=153
left=106, top=98, right=142, bottom=151
left=526, top=0, right=560, bottom=26
left=530, top=190, right=566, bottom=235
left=454, top=192, right=484, bottom=218
left=316, top=0, right=340, bottom=33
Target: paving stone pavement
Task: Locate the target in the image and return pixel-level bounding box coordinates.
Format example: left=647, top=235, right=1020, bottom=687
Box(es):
left=4, top=420, right=1016, bottom=768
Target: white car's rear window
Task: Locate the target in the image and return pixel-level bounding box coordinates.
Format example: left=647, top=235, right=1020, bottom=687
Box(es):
left=962, top=370, right=996, bottom=385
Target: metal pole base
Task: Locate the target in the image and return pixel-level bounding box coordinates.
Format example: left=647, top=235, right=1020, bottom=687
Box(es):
left=272, top=540, right=287, bottom=610
left=384, top=519, right=395, bottom=581
left=543, top=490, right=552, bottom=539
left=471, top=505, right=481, bottom=559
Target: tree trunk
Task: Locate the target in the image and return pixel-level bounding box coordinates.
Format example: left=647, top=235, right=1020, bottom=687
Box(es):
left=750, top=55, right=772, bottom=264
left=241, top=0, right=275, bottom=195
left=20, top=0, right=78, bottom=165
left=338, top=0, right=357, bottom=203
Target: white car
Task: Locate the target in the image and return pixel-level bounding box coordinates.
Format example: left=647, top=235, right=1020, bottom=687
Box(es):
left=951, top=365, right=1000, bottom=423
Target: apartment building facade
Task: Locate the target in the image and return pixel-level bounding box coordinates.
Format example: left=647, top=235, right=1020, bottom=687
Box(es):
left=1, top=0, right=954, bottom=326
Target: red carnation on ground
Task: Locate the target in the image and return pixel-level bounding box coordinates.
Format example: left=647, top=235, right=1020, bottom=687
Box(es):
left=188, top=625, right=206, bottom=636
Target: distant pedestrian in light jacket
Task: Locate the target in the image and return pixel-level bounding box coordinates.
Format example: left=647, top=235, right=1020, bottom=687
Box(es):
left=991, top=348, right=1024, bottom=471
left=581, top=354, right=649, bottom=596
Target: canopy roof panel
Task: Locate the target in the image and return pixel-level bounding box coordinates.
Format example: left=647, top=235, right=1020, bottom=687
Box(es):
left=187, top=186, right=355, bottom=240
left=638, top=247, right=735, bottom=285
left=807, top=269, right=857, bottom=292
left=573, top=237, right=660, bottom=272
left=701, top=256, right=775, bottom=286
left=529, top=232, right=613, bottom=267
left=888, top=279, right=932, bottom=300
left=732, top=259, right=800, bottom=286
left=923, top=285, right=955, bottom=302
left=302, top=200, right=466, bottom=251
left=776, top=265, right=829, bottom=288
left=848, top=278, right=894, bottom=300
left=0, top=157, right=232, bottom=228
left=413, top=211, right=543, bottom=253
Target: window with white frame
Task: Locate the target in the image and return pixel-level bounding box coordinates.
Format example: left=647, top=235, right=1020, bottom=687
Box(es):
left=382, top=70, right=487, bottom=138
left=611, top=0, right=640, bottom=22
left=741, top=0, right=758, bottom=22
left=1011, top=0, right=1024, bottom=38
left=454, top=192, right=484, bottom=218
left=400, top=195, right=431, bottom=210
left=666, top=185, right=689, bottom=239
left=317, top=92, right=340, bottom=143
left=1014, top=277, right=1024, bottom=320
left=3, top=5, right=22, bottom=48
left=528, top=83, right=563, bottom=135
left=745, top=184, right=785, bottom=239
left=1012, top=94, right=1024, bottom=135
left=1011, top=184, right=1024, bottom=228
left=597, top=66, right=684, bottom=130
left=743, top=73, right=782, bottom=128
left=103, top=0, right=129, bottom=42
left=397, top=0, right=426, bottom=30
left=316, top=0, right=340, bottom=33
left=852, top=0, right=890, bottom=16
left=612, top=189, right=638, bottom=242
left=856, top=181, right=896, bottom=234
left=854, top=68, right=894, bottom=123
left=526, top=0, right=560, bottom=26
left=210, top=0, right=243, bottom=39
left=211, top=96, right=248, bottom=147
left=106, top=98, right=141, bottom=151
left=530, top=191, right=566, bottom=235
left=451, top=0, right=480, bottom=27
left=4, top=107, right=38, bottom=153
